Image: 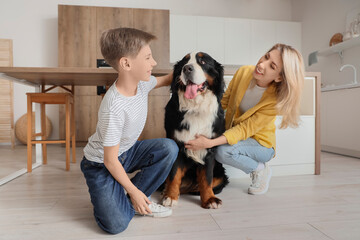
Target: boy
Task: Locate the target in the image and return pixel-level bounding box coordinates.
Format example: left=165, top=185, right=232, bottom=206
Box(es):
left=81, top=27, right=178, bottom=234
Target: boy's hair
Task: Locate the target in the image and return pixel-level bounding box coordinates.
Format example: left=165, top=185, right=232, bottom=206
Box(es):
left=100, top=27, right=156, bottom=71
left=270, top=43, right=305, bottom=129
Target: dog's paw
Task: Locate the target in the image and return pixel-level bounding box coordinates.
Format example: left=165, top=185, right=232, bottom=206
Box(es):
left=202, top=197, right=222, bottom=209
left=162, top=197, right=178, bottom=207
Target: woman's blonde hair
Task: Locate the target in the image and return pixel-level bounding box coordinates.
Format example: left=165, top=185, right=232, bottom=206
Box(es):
left=270, top=43, right=305, bottom=129
left=100, top=27, right=156, bottom=71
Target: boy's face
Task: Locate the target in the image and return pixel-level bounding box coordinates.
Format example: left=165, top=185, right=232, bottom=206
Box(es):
left=129, top=44, right=157, bottom=81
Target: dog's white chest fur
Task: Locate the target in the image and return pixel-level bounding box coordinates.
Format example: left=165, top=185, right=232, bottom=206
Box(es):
left=174, top=91, right=219, bottom=165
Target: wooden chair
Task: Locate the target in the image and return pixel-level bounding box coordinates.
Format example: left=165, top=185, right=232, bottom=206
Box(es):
left=26, top=86, right=76, bottom=172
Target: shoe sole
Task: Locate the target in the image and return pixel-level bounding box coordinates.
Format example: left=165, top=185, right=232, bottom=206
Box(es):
left=148, top=209, right=173, bottom=218
left=248, top=167, right=272, bottom=195
left=135, top=209, right=173, bottom=218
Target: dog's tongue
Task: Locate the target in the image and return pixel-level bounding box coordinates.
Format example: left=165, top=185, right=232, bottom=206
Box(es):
left=184, top=84, right=198, bottom=99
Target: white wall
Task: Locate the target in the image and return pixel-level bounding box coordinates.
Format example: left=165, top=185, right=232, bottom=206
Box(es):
left=0, top=0, right=293, bottom=142
left=292, top=0, right=360, bottom=85
left=292, top=0, right=360, bottom=155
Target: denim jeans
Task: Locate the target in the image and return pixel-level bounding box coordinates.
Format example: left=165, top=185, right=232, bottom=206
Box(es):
left=81, top=138, right=178, bottom=234
left=215, top=138, right=274, bottom=174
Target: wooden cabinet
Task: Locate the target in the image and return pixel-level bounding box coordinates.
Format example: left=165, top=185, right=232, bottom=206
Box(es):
left=133, top=9, right=170, bottom=69
left=58, top=5, right=97, bottom=69
left=58, top=5, right=170, bottom=144
left=95, top=7, right=134, bottom=60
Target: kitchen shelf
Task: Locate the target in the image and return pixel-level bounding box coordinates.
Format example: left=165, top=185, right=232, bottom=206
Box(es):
left=308, top=36, right=360, bottom=66
left=317, top=36, right=360, bottom=57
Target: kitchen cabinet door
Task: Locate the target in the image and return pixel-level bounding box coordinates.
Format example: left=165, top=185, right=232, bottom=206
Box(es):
left=224, top=18, right=251, bottom=65
left=58, top=5, right=97, bottom=144
left=276, top=21, right=302, bottom=52
left=170, top=15, right=197, bottom=63
left=133, top=9, right=170, bottom=140
left=134, top=9, right=170, bottom=69
left=250, top=19, right=277, bottom=64
left=58, top=5, right=97, bottom=68
left=197, top=16, right=225, bottom=63
left=96, top=7, right=134, bottom=60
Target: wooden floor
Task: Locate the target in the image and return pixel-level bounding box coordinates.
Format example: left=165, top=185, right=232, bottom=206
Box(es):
left=0, top=145, right=29, bottom=179
left=0, top=145, right=359, bottom=240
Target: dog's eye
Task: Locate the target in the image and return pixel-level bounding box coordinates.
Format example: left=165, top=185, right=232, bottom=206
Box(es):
left=200, top=60, right=206, bottom=65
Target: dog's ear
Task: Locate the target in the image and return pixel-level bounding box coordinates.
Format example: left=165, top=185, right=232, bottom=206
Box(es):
left=213, top=60, right=225, bottom=100
left=171, top=54, right=190, bottom=93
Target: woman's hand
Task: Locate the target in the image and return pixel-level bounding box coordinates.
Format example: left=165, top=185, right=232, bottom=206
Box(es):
left=185, top=134, right=214, bottom=150
left=185, top=135, right=228, bottom=151
left=128, top=188, right=152, bottom=215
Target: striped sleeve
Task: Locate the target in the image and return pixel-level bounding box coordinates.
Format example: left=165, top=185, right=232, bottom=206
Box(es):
left=98, top=109, right=123, bottom=147
left=143, top=75, right=157, bottom=92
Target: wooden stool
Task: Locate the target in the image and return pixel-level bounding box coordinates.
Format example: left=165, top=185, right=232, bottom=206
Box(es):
left=26, top=92, right=76, bottom=172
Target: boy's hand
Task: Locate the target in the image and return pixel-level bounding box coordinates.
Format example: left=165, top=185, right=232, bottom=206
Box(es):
left=103, top=145, right=153, bottom=215
left=128, top=188, right=152, bottom=215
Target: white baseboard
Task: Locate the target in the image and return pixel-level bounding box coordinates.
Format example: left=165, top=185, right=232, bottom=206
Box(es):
left=0, top=169, right=27, bottom=186
left=0, top=163, right=42, bottom=186
left=321, top=145, right=360, bottom=159
left=224, top=163, right=315, bottom=179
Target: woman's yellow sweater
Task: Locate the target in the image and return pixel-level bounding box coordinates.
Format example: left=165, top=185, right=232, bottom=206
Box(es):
left=222, top=65, right=277, bottom=150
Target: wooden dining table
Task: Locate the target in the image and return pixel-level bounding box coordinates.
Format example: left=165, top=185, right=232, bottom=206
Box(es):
left=0, top=66, right=172, bottom=87
left=0, top=66, right=173, bottom=183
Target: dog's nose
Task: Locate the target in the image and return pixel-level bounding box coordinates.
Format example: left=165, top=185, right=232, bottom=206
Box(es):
left=183, top=65, right=194, bottom=75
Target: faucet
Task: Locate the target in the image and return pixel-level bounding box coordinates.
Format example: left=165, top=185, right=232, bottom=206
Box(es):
left=340, top=64, right=357, bottom=84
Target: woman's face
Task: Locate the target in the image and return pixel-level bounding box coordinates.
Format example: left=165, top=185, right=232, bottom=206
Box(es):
left=253, top=49, right=283, bottom=87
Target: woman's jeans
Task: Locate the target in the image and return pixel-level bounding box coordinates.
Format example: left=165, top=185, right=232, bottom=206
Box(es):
left=215, top=138, right=274, bottom=174
left=81, top=138, right=178, bottom=234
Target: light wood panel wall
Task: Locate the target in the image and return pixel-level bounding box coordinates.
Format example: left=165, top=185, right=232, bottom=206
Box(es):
left=95, top=7, right=135, bottom=60
left=58, top=5, right=101, bottom=143
left=133, top=8, right=171, bottom=69
left=58, top=5, right=97, bottom=69
left=0, top=39, right=15, bottom=148
left=58, top=5, right=170, bottom=144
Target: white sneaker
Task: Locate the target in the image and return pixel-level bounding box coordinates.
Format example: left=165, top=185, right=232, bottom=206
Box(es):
left=135, top=202, right=172, bottom=218
left=248, top=163, right=272, bottom=195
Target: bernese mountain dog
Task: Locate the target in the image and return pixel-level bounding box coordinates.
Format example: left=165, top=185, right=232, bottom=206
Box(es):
left=162, top=52, right=229, bottom=209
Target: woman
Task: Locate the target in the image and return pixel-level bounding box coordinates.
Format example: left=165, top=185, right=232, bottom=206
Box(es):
left=185, top=43, right=305, bottom=195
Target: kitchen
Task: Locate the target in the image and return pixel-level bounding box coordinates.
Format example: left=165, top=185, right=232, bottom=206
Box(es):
left=0, top=0, right=359, bottom=239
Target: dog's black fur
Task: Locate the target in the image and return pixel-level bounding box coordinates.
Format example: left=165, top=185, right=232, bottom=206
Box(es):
left=162, top=52, right=229, bottom=209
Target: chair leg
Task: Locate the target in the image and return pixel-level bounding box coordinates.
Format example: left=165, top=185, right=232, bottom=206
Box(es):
left=27, top=95, right=32, bottom=173
left=65, top=97, right=70, bottom=171
left=71, top=100, right=76, bottom=163
left=41, top=103, right=47, bottom=165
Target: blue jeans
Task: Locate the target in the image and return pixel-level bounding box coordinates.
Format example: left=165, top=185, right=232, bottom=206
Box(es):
left=81, top=138, right=178, bottom=234
left=215, top=138, right=274, bottom=174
